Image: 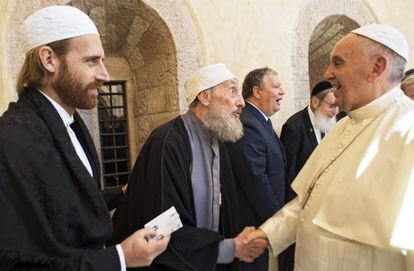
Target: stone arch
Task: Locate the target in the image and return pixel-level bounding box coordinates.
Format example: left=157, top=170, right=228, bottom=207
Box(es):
left=308, top=15, right=359, bottom=90
left=290, top=0, right=375, bottom=111
left=7, top=0, right=201, bottom=154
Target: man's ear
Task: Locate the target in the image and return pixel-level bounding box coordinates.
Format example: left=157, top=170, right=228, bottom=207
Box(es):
left=310, top=96, right=319, bottom=109
left=368, top=55, right=387, bottom=82
left=197, top=90, right=211, bottom=106
left=38, top=46, right=59, bottom=73
left=252, top=85, right=261, bottom=99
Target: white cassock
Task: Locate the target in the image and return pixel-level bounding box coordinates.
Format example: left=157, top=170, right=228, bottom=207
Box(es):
left=261, top=87, right=414, bottom=271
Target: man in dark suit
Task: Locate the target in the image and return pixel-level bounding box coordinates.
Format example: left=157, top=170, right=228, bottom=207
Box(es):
left=278, top=81, right=338, bottom=271
left=0, top=5, right=168, bottom=270
left=227, top=67, right=286, bottom=271
left=281, top=81, right=339, bottom=196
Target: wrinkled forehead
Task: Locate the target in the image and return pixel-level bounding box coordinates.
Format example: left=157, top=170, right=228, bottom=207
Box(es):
left=331, top=33, right=365, bottom=59
left=216, top=78, right=239, bottom=89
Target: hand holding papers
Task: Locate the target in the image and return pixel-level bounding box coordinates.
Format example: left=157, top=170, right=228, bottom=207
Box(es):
left=120, top=228, right=170, bottom=267
left=144, top=206, right=183, bottom=241
left=120, top=207, right=181, bottom=267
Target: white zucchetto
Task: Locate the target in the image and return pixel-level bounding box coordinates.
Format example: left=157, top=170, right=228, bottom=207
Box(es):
left=20, top=5, right=99, bottom=54
left=185, top=63, right=236, bottom=106
left=351, top=24, right=409, bottom=62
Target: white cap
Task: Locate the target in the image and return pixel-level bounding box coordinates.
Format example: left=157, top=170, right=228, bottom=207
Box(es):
left=185, top=63, right=236, bottom=105
left=20, top=5, right=99, bottom=54
left=351, top=24, right=409, bottom=62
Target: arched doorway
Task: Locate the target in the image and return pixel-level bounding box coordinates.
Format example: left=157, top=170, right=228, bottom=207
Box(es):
left=8, top=0, right=201, bottom=152
left=308, top=15, right=359, bottom=90
left=290, top=0, right=375, bottom=112
left=7, top=0, right=201, bottom=187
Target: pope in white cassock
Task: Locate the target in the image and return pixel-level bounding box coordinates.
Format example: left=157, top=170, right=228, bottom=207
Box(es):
left=246, top=24, right=414, bottom=271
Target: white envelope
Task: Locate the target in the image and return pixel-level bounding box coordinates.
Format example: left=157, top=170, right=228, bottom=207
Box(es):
left=144, top=206, right=183, bottom=241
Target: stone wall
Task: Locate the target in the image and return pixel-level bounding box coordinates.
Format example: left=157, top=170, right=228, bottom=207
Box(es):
left=2, top=0, right=414, bottom=136
left=308, top=15, right=360, bottom=91
left=290, top=0, right=374, bottom=114
left=0, top=1, right=16, bottom=114
left=4, top=0, right=201, bottom=156
left=69, top=0, right=180, bottom=152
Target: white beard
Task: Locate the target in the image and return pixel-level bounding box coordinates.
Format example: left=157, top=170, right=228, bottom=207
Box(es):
left=203, top=104, right=244, bottom=143
left=313, top=109, right=336, bottom=133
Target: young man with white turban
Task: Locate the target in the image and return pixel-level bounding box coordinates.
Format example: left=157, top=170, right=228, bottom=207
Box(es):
left=110, top=63, right=267, bottom=271
left=0, top=5, right=169, bottom=270
left=246, top=24, right=414, bottom=270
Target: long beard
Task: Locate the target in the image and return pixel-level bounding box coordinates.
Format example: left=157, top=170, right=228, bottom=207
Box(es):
left=52, top=61, right=101, bottom=110
left=203, top=104, right=244, bottom=142
left=314, top=109, right=336, bottom=133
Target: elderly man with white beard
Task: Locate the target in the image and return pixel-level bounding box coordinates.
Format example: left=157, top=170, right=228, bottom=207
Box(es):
left=281, top=81, right=339, bottom=201
left=110, top=63, right=268, bottom=271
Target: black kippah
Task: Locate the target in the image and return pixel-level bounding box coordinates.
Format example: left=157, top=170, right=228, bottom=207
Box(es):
left=402, top=68, right=414, bottom=82
left=311, top=81, right=332, bottom=96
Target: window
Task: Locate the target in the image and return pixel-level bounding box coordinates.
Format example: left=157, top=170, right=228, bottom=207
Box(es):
left=98, top=81, right=131, bottom=188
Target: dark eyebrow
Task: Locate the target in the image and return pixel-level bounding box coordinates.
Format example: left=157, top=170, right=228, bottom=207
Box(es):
left=331, top=55, right=343, bottom=63
left=82, top=55, right=102, bottom=62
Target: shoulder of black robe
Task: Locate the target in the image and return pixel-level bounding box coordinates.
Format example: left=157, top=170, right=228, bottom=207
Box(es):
left=109, top=116, right=240, bottom=271
left=0, top=88, right=118, bottom=270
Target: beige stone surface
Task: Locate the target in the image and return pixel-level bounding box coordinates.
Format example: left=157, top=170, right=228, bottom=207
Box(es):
left=0, top=1, right=15, bottom=115
left=1, top=0, right=199, bottom=157
left=2, top=0, right=414, bottom=140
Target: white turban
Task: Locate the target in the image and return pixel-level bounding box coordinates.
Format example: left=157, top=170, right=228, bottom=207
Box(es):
left=20, top=5, right=99, bottom=54
left=185, top=63, right=236, bottom=105
left=351, top=24, right=409, bottom=62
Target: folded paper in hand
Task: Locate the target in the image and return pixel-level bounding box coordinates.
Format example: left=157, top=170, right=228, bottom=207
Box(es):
left=144, top=206, right=183, bottom=241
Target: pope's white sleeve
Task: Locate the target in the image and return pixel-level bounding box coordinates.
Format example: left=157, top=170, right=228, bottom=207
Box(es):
left=259, top=197, right=300, bottom=256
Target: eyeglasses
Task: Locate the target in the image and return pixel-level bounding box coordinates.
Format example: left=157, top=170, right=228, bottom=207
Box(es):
left=320, top=99, right=338, bottom=109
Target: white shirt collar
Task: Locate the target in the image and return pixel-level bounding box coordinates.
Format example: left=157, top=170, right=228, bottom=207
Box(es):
left=348, top=87, right=404, bottom=121
left=38, top=90, right=74, bottom=127
left=307, top=105, right=323, bottom=143
left=307, top=105, right=317, bottom=128
left=246, top=101, right=269, bottom=121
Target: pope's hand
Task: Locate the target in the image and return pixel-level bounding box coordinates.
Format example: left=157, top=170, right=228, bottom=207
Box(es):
left=235, top=227, right=268, bottom=262
left=244, top=228, right=268, bottom=244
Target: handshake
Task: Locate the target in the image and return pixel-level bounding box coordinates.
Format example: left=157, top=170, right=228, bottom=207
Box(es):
left=234, top=227, right=269, bottom=262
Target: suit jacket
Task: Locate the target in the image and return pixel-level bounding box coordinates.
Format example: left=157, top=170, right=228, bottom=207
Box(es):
left=228, top=103, right=286, bottom=227
left=280, top=107, right=318, bottom=200
left=0, top=88, right=120, bottom=270
left=227, top=103, right=286, bottom=270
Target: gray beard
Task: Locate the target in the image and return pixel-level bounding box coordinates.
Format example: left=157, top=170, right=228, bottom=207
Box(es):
left=203, top=108, right=244, bottom=143
left=314, top=109, right=336, bottom=133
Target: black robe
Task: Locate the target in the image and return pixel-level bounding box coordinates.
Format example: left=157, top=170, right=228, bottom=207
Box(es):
left=109, top=117, right=240, bottom=271
left=0, top=88, right=120, bottom=270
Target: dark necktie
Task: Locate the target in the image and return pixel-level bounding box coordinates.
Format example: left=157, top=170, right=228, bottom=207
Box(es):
left=321, top=131, right=325, bottom=139
left=266, top=118, right=278, bottom=140
left=266, top=119, right=274, bottom=134
left=266, top=118, right=286, bottom=164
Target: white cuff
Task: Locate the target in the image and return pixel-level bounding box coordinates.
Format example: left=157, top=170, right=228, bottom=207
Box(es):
left=116, top=244, right=127, bottom=271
